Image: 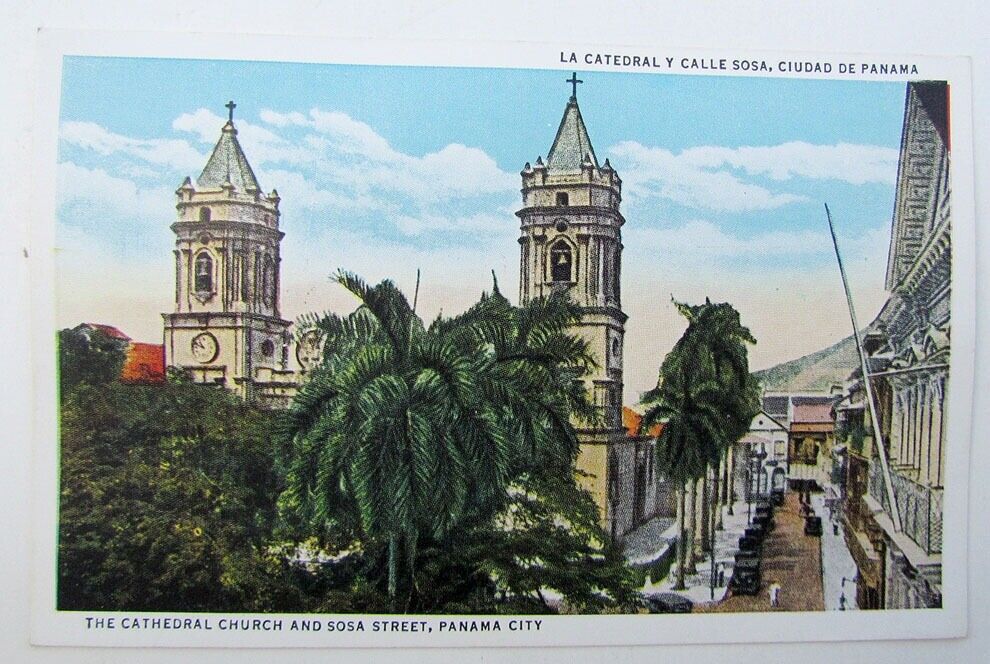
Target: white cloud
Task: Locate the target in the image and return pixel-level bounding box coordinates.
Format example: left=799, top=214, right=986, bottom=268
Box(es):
left=610, top=141, right=805, bottom=212
left=56, top=161, right=173, bottom=221
left=60, top=121, right=204, bottom=173
left=255, top=168, right=381, bottom=213
left=260, top=107, right=517, bottom=204
left=608, top=140, right=898, bottom=214
left=681, top=142, right=899, bottom=185
left=173, top=108, right=312, bottom=168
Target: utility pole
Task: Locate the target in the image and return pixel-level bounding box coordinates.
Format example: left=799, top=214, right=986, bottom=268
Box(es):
left=824, top=203, right=901, bottom=533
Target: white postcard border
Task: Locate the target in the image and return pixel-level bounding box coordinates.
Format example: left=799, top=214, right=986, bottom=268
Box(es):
left=30, top=28, right=975, bottom=648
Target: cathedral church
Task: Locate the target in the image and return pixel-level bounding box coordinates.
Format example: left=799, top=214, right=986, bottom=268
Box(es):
left=157, top=81, right=671, bottom=540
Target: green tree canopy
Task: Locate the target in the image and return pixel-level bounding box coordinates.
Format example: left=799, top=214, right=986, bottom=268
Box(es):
left=279, top=271, right=601, bottom=606
left=640, top=298, right=760, bottom=478
left=58, top=326, right=127, bottom=393
left=57, top=328, right=290, bottom=611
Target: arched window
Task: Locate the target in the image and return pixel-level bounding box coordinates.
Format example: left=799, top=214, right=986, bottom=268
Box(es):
left=550, top=240, right=573, bottom=283
left=199, top=207, right=211, bottom=223
left=194, top=252, right=213, bottom=293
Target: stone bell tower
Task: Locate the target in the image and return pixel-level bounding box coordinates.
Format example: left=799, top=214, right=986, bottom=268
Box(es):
left=163, top=101, right=296, bottom=406
left=517, top=74, right=628, bottom=536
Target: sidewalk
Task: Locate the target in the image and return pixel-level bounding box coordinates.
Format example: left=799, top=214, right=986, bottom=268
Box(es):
left=813, top=491, right=860, bottom=610
left=639, top=499, right=753, bottom=605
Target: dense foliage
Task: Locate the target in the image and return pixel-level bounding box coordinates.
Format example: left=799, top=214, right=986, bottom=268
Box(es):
left=57, top=276, right=640, bottom=614
left=58, top=327, right=127, bottom=394
left=57, top=332, right=301, bottom=611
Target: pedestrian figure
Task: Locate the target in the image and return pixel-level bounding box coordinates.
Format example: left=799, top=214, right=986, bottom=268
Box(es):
left=717, top=564, right=725, bottom=588
left=833, top=522, right=839, bottom=536
left=839, top=593, right=847, bottom=610
left=769, top=582, right=781, bottom=608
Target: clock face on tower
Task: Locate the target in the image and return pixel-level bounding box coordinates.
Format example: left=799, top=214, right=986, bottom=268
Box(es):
left=191, top=332, right=219, bottom=364
left=295, top=329, right=324, bottom=371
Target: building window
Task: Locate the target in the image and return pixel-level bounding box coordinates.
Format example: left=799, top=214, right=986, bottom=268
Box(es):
left=556, top=192, right=569, bottom=206
left=260, top=339, right=275, bottom=357
left=194, top=252, right=213, bottom=293
left=199, top=207, right=211, bottom=223
left=550, top=240, right=573, bottom=283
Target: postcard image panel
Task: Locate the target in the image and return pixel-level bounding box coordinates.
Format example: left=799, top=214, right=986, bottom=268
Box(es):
left=30, top=30, right=975, bottom=647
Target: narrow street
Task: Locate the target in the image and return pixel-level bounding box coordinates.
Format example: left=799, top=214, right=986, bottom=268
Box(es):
left=697, top=492, right=825, bottom=612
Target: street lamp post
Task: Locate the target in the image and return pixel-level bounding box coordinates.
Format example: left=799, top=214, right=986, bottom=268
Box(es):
left=746, top=465, right=753, bottom=523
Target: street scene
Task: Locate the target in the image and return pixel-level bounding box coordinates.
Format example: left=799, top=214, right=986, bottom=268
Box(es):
left=52, top=55, right=949, bottom=621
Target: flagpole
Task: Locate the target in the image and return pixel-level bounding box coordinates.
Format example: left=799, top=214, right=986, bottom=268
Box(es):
left=825, top=203, right=902, bottom=533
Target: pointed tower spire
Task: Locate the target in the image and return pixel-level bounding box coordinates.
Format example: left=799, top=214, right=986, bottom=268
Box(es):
left=197, top=101, right=261, bottom=192
left=546, top=74, right=599, bottom=174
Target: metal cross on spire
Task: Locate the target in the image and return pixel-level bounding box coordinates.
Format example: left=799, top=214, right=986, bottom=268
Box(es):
left=566, top=72, right=583, bottom=99
left=225, top=100, right=236, bottom=122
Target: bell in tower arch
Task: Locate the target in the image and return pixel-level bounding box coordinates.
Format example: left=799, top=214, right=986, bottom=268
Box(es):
left=550, top=240, right=573, bottom=283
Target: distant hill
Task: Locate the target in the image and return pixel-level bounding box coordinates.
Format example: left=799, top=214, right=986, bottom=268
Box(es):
left=753, top=335, right=860, bottom=392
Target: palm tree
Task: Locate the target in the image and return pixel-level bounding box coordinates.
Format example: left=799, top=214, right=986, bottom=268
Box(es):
left=639, top=299, right=759, bottom=589
left=280, top=271, right=595, bottom=608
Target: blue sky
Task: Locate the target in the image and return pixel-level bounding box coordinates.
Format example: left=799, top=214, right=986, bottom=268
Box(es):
left=55, top=56, right=908, bottom=401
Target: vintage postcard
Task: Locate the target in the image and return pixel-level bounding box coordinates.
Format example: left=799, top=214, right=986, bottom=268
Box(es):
left=30, top=30, right=974, bottom=647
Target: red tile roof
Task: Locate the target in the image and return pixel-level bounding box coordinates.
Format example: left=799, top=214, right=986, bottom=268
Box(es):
left=121, top=342, right=166, bottom=384
left=791, top=402, right=834, bottom=424
left=623, top=406, right=663, bottom=438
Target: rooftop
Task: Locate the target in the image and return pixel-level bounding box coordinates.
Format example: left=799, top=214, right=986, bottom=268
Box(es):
left=791, top=402, right=834, bottom=424
left=545, top=94, right=600, bottom=174
left=763, top=395, right=789, bottom=416
left=75, top=323, right=131, bottom=341
left=196, top=108, right=261, bottom=191
left=623, top=406, right=663, bottom=438
left=121, top=342, right=166, bottom=384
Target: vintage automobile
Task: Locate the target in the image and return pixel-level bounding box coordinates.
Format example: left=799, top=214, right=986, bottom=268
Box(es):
left=734, top=550, right=760, bottom=565
left=739, top=534, right=761, bottom=553
left=753, top=513, right=775, bottom=532
left=804, top=515, right=823, bottom=536
left=745, top=524, right=766, bottom=541
left=729, top=558, right=761, bottom=596
left=644, top=592, right=694, bottom=614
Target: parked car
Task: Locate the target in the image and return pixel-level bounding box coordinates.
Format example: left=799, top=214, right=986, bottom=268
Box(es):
left=729, top=559, right=761, bottom=596
left=739, top=535, right=761, bottom=553
left=753, top=514, right=775, bottom=532
left=644, top=592, right=693, bottom=613
left=734, top=550, right=760, bottom=565
left=744, top=524, right=765, bottom=541
left=804, top=515, right=823, bottom=536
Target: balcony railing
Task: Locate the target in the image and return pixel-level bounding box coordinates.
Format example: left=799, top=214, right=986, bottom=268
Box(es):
left=868, top=459, right=943, bottom=555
